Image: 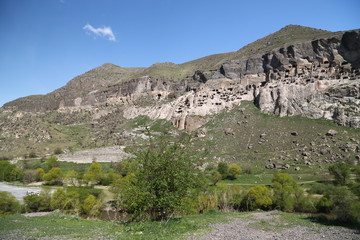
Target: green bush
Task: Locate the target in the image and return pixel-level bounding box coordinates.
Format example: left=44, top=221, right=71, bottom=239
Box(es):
left=50, top=189, right=67, bottom=210
left=328, top=162, right=351, bottom=186
left=64, top=170, right=79, bottom=186
left=36, top=168, right=45, bottom=181
left=23, top=194, right=41, bottom=212
left=317, top=185, right=359, bottom=222
left=217, top=162, right=229, bottom=179
left=42, top=167, right=64, bottom=185
left=117, top=135, right=204, bottom=221
left=242, top=185, right=272, bottom=211
left=211, top=171, right=222, bottom=186
left=81, top=195, right=102, bottom=216
left=50, top=187, right=103, bottom=215
left=23, top=189, right=52, bottom=212
left=0, top=191, right=21, bottom=216
left=9, top=168, right=24, bottom=182
left=350, top=183, right=360, bottom=198
left=83, top=162, right=103, bottom=186
left=44, top=156, right=60, bottom=170
left=228, top=164, right=242, bottom=180
left=272, top=173, right=302, bottom=211
left=0, top=160, right=16, bottom=181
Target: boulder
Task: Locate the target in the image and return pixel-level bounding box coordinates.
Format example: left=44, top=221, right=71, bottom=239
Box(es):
left=326, top=129, right=338, bottom=136
left=224, top=128, right=235, bottom=135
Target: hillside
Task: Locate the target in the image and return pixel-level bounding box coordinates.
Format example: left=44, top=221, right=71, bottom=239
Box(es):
left=0, top=24, right=359, bottom=161
left=3, top=25, right=342, bottom=111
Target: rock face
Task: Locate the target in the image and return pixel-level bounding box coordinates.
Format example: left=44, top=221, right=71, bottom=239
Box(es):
left=2, top=27, right=360, bottom=130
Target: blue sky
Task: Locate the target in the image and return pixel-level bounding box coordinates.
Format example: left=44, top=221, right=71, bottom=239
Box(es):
left=0, top=0, right=359, bottom=107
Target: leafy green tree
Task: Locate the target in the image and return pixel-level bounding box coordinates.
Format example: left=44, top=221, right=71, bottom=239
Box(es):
left=24, top=193, right=41, bottom=212
left=65, top=170, right=79, bottom=186
left=9, top=168, right=24, bottom=182
left=38, top=188, right=52, bottom=211
left=317, top=186, right=359, bottom=222
left=36, top=168, right=45, bottom=181
left=228, top=164, right=242, bottom=180
left=84, top=162, right=103, bottom=186
left=0, top=191, right=21, bottom=216
left=217, top=162, right=229, bottom=179
left=329, top=162, right=351, bottom=185
left=42, top=167, right=64, bottom=185
left=81, top=195, right=102, bottom=216
left=211, top=171, right=222, bottom=186
left=64, top=190, right=80, bottom=212
left=118, top=135, right=204, bottom=221
left=44, top=156, right=60, bottom=170
left=272, top=173, right=301, bottom=211
left=242, top=185, right=272, bottom=210
left=0, top=160, right=15, bottom=181
left=50, top=188, right=80, bottom=212
left=100, top=172, right=121, bottom=186
left=50, top=189, right=67, bottom=210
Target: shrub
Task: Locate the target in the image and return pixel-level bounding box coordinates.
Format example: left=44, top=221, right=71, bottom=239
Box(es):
left=24, top=193, right=41, bottom=212
left=118, top=135, right=204, bottom=221
left=211, top=171, right=222, bottom=186
left=81, top=195, right=102, bottom=216
left=242, top=185, right=272, bottom=211
left=23, top=170, right=38, bottom=184
left=50, top=189, right=67, bottom=210
left=0, top=160, right=15, bottom=181
left=350, top=183, right=360, bottom=198
left=197, top=191, right=218, bottom=213
left=0, top=191, right=21, bottom=216
left=83, top=162, right=103, bottom=186
left=54, top=147, right=63, bottom=155
left=65, top=170, right=79, bottom=186
left=28, top=152, right=37, bottom=158
left=217, top=162, right=229, bottom=179
left=272, top=173, right=301, bottom=211
left=100, top=172, right=121, bottom=186
left=243, top=165, right=252, bottom=174
left=9, top=168, right=24, bottom=182
left=215, top=183, right=242, bottom=211
left=228, top=165, right=242, bottom=180
left=36, top=168, right=45, bottom=181
left=50, top=188, right=80, bottom=212
left=42, top=167, right=64, bottom=185
left=317, top=185, right=359, bottom=222
left=44, top=156, right=60, bottom=170
left=328, top=162, right=351, bottom=186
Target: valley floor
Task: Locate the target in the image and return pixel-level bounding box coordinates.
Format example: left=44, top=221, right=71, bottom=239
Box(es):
left=0, top=211, right=358, bottom=240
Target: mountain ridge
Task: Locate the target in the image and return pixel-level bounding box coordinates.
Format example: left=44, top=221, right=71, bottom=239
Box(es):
left=2, top=24, right=348, bottom=110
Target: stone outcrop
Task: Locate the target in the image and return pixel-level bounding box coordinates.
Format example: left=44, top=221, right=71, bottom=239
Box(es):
left=2, top=28, right=360, bottom=130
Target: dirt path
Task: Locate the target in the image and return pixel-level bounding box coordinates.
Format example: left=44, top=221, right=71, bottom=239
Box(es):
left=189, top=211, right=359, bottom=240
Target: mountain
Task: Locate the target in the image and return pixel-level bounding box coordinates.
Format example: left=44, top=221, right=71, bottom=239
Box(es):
left=1, top=25, right=359, bottom=160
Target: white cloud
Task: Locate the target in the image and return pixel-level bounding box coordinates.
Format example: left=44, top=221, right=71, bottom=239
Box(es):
left=83, top=24, right=116, bottom=41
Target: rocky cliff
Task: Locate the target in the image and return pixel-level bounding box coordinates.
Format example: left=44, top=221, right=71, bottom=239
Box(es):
left=2, top=26, right=360, bottom=131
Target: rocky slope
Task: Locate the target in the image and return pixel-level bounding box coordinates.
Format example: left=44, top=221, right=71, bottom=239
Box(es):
left=1, top=25, right=360, bottom=158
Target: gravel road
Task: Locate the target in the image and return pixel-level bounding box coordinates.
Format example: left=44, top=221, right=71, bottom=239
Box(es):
left=189, top=212, right=360, bottom=240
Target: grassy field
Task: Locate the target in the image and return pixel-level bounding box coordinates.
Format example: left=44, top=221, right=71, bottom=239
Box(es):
left=0, top=211, right=244, bottom=240
left=0, top=210, right=357, bottom=240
